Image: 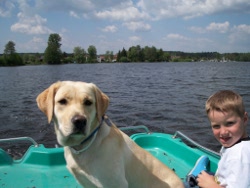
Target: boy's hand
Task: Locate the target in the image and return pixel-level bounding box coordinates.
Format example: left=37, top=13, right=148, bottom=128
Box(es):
left=197, top=171, right=222, bottom=188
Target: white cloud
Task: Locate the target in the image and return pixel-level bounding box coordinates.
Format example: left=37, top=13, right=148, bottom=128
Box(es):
left=95, top=5, right=150, bottom=22
left=161, top=34, right=219, bottom=52
left=69, top=10, right=80, bottom=18
left=32, top=36, right=43, bottom=43
left=102, top=25, right=118, bottom=33
left=32, top=0, right=250, bottom=22
left=123, top=21, right=151, bottom=31
left=61, top=28, right=68, bottom=33
left=35, top=0, right=95, bottom=12
left=0, top=1, right=15, bottom=17
left=188, top=22, right=250, bottom=51
left=16, top=36, right=46, bottom=52
left=166, top=33, right=189, bottom=40
left=206, top=21, right=230, bottom=33
left=129, top=36, right=141, bottom=41
left=229, top=24, right=250, bottom=45
left=190, top=21, right=230, bottom=34
left=233, top=24, right=250, bottom=34
left=2, top=0, right=250, bottom=53
left=6, top=0, right=250, bottom=22
left=189, top=26, right=206, bottom=34
left=11, top=12, right=52, bottom=34
left=137, top=0, right=250, bottom=20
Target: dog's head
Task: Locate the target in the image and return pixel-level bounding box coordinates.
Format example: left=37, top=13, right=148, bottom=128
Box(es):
left=36, top=81, right=109, bottom=146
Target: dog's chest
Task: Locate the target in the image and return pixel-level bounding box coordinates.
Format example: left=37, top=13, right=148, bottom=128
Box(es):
left=64, top=145, right=128, bottom=187
left=65, top=149, right=103, bottom=187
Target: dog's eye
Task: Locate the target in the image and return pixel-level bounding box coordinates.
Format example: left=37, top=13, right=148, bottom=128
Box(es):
left=58, top=99, right=67, bottom=105
left=84, top=100, right=92, bottom=106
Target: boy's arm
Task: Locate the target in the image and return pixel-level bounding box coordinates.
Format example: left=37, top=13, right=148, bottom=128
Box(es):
left=197, top=171, right=224, bottom=188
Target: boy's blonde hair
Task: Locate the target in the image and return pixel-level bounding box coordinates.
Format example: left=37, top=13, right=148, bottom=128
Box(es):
left=206, top=90, right=245, bottom=118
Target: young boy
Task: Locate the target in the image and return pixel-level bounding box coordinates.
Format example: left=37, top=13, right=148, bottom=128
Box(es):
left=197, top=90, right=250, bottom=188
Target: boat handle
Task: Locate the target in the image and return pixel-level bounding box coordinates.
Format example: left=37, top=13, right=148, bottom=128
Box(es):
left=173, top=131, right=219, bottom=156
left=0, top=137, right=39, bottom=147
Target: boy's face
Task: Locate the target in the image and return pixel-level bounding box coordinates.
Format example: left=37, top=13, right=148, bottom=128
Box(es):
left=208, top=110, right=248, bottom=147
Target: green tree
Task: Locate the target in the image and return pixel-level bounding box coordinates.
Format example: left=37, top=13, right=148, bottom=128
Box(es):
left=117, top=50, right=121, bottom=61
left=73, top=46, right=86, bottom=64
left=157, top=48, right=164, bottom=61
left=127, top=45, right=144, bottom=62
left=137, top=45, right=144, bottom=62
left=61, top=52, right=73, bottom=64
left=163, top=52, right=171, bottom=62
left=4, top=53, right=23, bottom=66
left=144, top=46, right=157, bottom=62
left=128, top=46, right=138, bottom=62
left=87, top=45, right=97, bottom=63
left=0, top=56, right=5, bottom=66
left=29, top=54, right=36, bottom=63
left=118, top=47, right=128, bottom=62
left=2, top=41, right=23, bottom=66
left=22, top=54, right=29, bottom=64
left=4, top=41, right=16, bottom=55
left=44, top=33, right=62, bottom=64
left=239, top=53, right=250, bottom=62
left=120, top=47, right=127, bottom=58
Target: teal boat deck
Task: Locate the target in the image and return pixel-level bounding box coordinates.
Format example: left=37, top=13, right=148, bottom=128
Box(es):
left=0, top=145, right=81, bottom=188
left=131, top=132, right=219, bottom=181
left=0, top=130, right=220, bottom=187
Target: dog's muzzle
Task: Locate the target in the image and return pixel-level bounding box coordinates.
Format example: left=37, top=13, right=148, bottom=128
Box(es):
left=71, top=115, right=87, bottom=133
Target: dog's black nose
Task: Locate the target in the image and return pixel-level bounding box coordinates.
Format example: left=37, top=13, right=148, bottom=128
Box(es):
left=71, top=115, right=86, bottom=132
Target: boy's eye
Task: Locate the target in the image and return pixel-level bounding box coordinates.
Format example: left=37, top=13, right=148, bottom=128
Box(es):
left=212, top=124, right=220, bottom=129
left=226, top=121, right=235, bottom=127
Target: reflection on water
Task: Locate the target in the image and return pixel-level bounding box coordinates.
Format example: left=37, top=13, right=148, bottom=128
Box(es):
left=0, top=62, right=250, bottom=156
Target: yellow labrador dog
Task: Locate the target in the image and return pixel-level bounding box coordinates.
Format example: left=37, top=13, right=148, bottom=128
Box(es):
left=36, top=81, right=184, bottom=188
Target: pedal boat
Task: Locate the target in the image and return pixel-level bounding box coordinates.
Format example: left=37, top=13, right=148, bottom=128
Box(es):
left=0, top=126, right=219, bottom=187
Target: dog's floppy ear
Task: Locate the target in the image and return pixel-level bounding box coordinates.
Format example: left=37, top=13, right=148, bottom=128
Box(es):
left=93, top=84, right=109, bottom=122
left=36, top=82, right=61, bottom=123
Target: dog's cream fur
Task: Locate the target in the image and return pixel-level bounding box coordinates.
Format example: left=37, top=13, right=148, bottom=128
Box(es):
left=36, top=81, right=184, bottom=188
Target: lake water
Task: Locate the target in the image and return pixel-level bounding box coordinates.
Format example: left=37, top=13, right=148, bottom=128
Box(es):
left=1, top=62, right=250, bottom=157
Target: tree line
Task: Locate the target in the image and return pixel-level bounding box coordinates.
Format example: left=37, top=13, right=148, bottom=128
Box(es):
left=117, top=48, right=250, bottom=62
left=1, top=33, right=250, bottom=66
left=0, top=33, right=98, bottom=66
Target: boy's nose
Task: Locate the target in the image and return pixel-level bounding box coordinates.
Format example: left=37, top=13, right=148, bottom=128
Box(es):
left=220, top=126, right=229, bottom=135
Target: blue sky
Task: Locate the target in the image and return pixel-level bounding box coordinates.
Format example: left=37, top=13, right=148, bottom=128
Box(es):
left=1, top=0, right=250, bottom=54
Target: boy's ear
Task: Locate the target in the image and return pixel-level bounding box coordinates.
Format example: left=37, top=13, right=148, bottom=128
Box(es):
left=244, top=112, right=248, bottom=124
